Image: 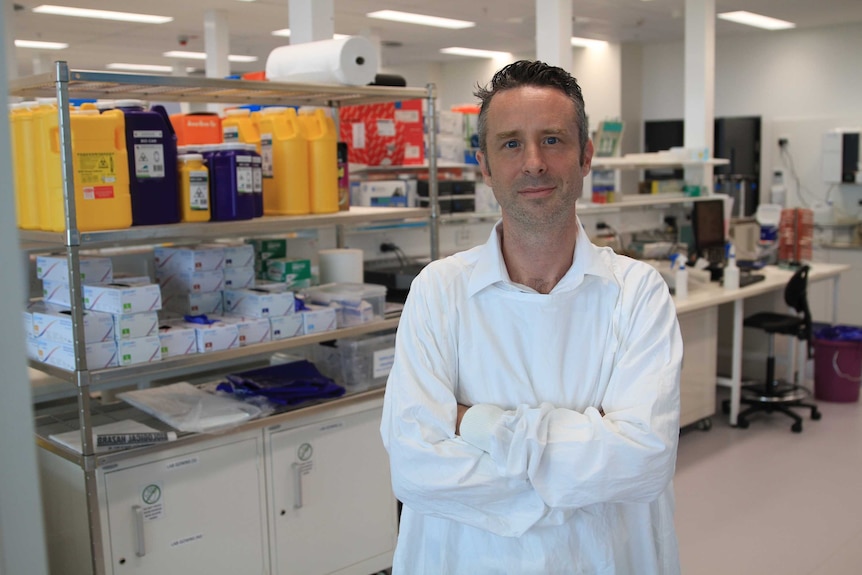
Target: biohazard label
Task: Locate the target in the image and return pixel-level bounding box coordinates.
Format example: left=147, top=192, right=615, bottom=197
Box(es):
left=77, top=152, right=116, bottom=185
left=83, top=186, right=115, bottom=200
left=133, top=143, right=165, bottom=179
left=189, top=171, right=209, bottom=210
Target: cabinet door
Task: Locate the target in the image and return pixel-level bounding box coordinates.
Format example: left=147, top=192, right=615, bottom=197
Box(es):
left=679, top=307, right=718, bottom=427
left=267, top=406, right=398, bottom=575
left=101, top=434, right=267, bottom=575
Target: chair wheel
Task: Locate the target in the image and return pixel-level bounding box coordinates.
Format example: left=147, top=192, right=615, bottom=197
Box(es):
left=812, top=410, right=822, bottom=421
left=696, top=418, right=713, bottom=431
left=736, top=419, right=749, bottom=429
left=792, top=422, right=803, bottom=433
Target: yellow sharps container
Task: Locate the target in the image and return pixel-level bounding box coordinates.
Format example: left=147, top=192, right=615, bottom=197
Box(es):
left=257, top=107, right=310, bottom=215
left=299, top=109, right=339, bottom=214
left=68, top=106, right=132, bottom=231
left=9, top=102, right=40, bottom=229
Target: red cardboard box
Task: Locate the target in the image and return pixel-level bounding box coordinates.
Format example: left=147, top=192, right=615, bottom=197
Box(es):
left=339, top=100, right=425, bottom=166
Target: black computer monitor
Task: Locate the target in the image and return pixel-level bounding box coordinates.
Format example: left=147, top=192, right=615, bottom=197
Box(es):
left=692, top=199, right=726, bottom=265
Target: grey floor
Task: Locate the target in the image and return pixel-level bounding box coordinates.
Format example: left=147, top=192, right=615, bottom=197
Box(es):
left=675, top=390, right=862, bottom=575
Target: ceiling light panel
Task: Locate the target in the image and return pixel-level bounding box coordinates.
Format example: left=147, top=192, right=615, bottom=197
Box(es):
left=440, top=47, right=511, bottom=59
left=107, top=63, right=195, bottom=73
left=367, top=10, right=475, bottom=29
left=32, top=5, right=173, bottom=24
left=717, top=11, right=796, bottom=31
left=570, top=37, right=608, bottom=49
left=15, top=40, right=69, bottom=50
left=163, top=51, right=258, bottom=63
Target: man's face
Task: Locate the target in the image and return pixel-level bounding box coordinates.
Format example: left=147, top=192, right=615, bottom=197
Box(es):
left=476, top=86, right=593, bottom=230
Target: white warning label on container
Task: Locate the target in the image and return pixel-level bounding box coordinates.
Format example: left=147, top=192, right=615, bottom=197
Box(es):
left=189, top=171, right=209, bottom=210
left=140, top=482, right=164, bottom=521
left=134, top=144, right=165, bottom=179
left=351, top=122, right=366, bottom=149
left=372, top=347, right=396, bottom=379
left=260, top=134, right=274, bottom=177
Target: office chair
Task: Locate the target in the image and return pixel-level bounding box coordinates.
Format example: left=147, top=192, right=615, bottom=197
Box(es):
left=730, top=265, right=822, bottom=432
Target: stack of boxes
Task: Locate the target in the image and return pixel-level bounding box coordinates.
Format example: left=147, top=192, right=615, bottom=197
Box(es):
left=32, top=255, right=163, bottom=369
left=155, top=245, right=239, bottom=354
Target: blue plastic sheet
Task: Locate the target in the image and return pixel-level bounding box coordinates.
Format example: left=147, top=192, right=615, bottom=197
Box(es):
left=216, top=360, right=345, bottom=406
left=814, top=325, right=862, bottom=342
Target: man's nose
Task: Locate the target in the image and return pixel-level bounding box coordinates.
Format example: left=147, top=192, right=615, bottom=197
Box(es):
left=522, top=143, right=547, bottom=176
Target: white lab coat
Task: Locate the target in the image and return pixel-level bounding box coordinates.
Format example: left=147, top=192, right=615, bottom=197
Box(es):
left=380, top=220, right=683, bottom=574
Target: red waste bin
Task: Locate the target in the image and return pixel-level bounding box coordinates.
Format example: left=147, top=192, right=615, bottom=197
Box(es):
left=814, top=330, right=862, bottom=403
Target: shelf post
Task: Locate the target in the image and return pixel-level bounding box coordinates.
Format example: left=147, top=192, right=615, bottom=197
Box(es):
left=426, top=84, right=440, bottom=260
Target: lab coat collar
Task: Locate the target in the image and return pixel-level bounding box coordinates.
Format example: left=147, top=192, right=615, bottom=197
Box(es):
left=467, top=217, right=616, bottom=297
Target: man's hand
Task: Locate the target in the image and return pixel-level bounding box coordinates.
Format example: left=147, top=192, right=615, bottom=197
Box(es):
left=455, top=403, right=470, bottom=435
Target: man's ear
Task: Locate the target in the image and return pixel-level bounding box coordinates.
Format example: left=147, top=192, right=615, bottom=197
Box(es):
left=581, top=139, right=594, bottom=176
left=476, top=150, right=492, bottom=184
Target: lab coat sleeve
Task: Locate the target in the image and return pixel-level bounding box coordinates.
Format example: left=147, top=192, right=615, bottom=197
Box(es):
left=464, top=268, right=682, bottom=510
left=380, top=271, right=548, bottom=537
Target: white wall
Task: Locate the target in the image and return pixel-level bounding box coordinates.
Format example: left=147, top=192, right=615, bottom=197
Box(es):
left=387, top=45, right=623, bottom=133
left=640, top=22, right=862, bottom=213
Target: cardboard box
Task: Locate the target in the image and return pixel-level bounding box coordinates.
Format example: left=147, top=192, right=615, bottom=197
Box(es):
left=154, top=246, right=225, bottom=274
left=199, top=243, right=255, bottom=269
left=36, top=255, right=113, bottom=284
left=83, top=283, right=162, bottom=315
left=117, top=336, right=162, bottom=366
left=264, top=258, right=312, bottom=284
left=157, top=324, right=198, bottom=358
left=35, top=339, right=118, bottom=370
left=217, top=315, right=272, bottom=346
left=339, top=100, right=425, bottom=166
left=42, top=279, right=73, bottom=307
left=114, top=311, right=159, bottom=340
left=269, top=314, right=304, bottom=340
left=223, top=288, right=295, bottom=318
left=223, top=266, right=256, bottom=289
left=156, top=269, right=225, bottom=296
left=162, top=291, right=224, bottom=316
left=32, top=305, right=115, bottom=344
left=301, top=304, right=337, bottom=335
left=353, top=180, right=417, bottom=208
left=190, top=321, right=240, bottom=353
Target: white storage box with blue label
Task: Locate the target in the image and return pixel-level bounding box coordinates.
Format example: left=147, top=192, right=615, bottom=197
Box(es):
left=32, top=304, right=115, bottom=344
left=154, top=245, right=225, bottom=274
left=36, top=255, right=113, bottom=283
left=223, top=288, right=295, bottom=318
left=83, top=283, right=162, bottom=315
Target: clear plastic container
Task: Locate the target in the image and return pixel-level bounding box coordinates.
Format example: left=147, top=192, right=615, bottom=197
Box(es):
left=304, top=282, right=387, bottom=323
left=312, top=331, right=396, bottom=391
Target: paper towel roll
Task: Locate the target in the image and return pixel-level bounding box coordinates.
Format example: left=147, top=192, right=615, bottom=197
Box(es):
left=265, top=36, right=379, bottom=86
left=319, top=249, right=364, bottom=284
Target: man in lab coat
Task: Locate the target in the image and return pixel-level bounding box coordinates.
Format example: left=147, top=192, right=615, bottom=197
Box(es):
left=381, top=59, right=682, bottom=574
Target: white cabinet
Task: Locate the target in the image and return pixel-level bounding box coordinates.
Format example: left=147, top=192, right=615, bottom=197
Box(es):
left=40, top=431, right=268, bottom=575
left=265, top=402, right=397, bottom=575
left=678, top=307, right=718, bottom=428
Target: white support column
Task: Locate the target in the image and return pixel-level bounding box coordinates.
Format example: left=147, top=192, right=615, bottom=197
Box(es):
left=683, top=0, right=716, bottom=189
left=0, top=2, right=50, bottom=571
left=204, top=10, right=230, bottom=113
left=32, top=53, right=54, bottom=75
left=172, top=62, right=191, bottom=114
left=535, top=0, right=572, bottom=71
left=4, top=0, right=17, bottom=80
left=289, top=0, right=334, bottom=44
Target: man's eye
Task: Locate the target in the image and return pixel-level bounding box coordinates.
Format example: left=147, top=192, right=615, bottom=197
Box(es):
left=546, top=136, right=559, bottom=145
left=504, top=140, right=519, bottom=149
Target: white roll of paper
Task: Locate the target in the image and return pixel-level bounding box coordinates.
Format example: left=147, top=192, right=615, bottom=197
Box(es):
left=265, top=36, right=379, bottom=86
left=318, top=249, right=364, bottom=284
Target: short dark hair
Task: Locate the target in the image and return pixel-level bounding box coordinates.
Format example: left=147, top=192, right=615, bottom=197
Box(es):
left=473, top=60, right=589, bottom=162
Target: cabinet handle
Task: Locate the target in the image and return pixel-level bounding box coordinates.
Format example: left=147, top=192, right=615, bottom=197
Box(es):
left=292, top=462, right=303, bottom=509
left=132, top=505, right=146, bottom=557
